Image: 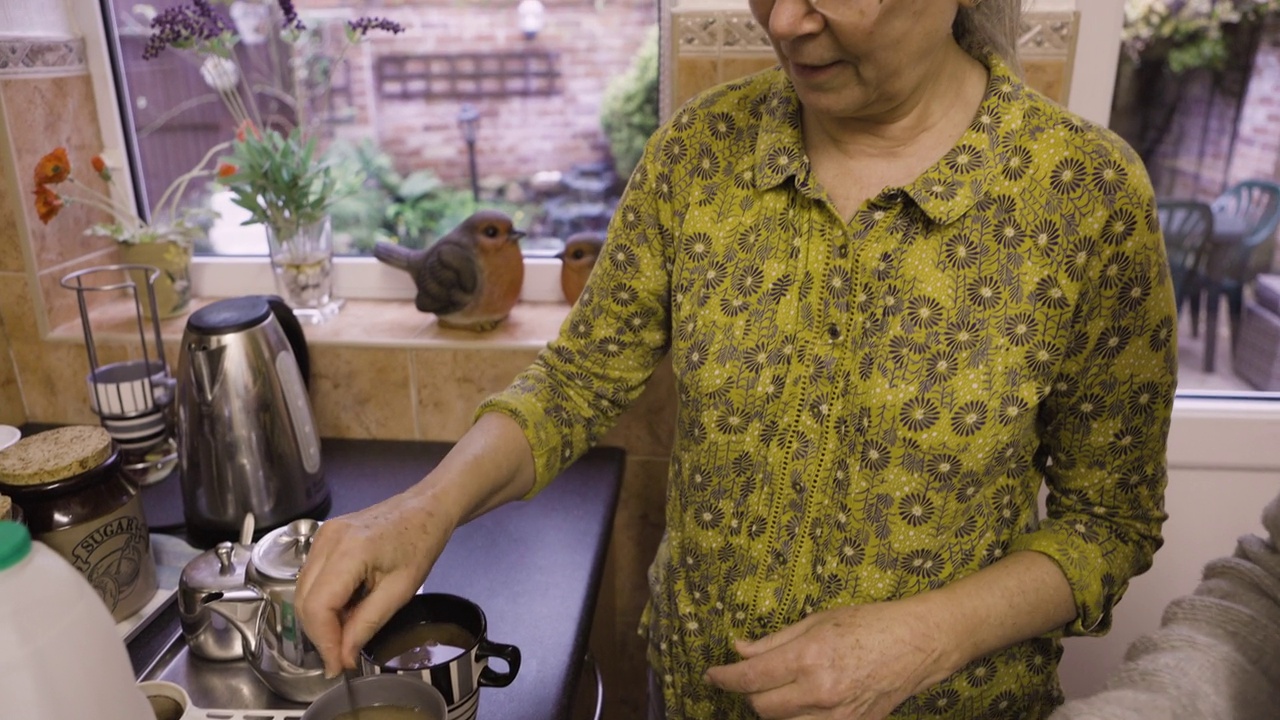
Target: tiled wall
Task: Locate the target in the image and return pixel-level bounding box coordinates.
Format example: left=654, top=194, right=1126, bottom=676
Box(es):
left=0, top=37, right=123, bottom=426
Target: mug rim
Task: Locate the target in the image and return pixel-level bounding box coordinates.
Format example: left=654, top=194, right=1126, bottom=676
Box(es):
left=361, top=592, right=488, bottom=669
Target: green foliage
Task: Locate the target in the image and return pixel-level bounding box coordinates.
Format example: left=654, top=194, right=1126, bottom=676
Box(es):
left=327, top=140, right=537, bottom=255
left=219, top=127, right=350, bottom=236
left=1124, top=0, right=1280, bottom=72
left=600, top=24, right=660, bottom=181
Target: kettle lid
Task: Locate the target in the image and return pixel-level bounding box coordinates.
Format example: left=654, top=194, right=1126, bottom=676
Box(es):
left=187, top=296, right=272, bottom=335
left=251, top=519, right=321, bottom=580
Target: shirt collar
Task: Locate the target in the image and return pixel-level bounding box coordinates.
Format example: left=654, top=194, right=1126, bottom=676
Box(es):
left=752, top=53, right=1019, bottom=226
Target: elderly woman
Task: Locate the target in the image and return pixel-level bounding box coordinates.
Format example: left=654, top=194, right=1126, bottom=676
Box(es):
left=295, top=0, right=1177, bottom=718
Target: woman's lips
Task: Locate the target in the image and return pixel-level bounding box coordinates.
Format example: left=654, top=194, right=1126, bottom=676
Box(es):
left=790, top=60, right=840, bottom=80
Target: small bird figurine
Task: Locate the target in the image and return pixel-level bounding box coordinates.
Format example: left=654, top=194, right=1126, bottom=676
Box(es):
left=373, top=210, right=526, bottom=331
left=557, top=231, right=605, bottom=305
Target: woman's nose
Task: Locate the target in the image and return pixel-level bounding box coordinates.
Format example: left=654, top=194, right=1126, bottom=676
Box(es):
left=763, top=0, right=827, bottom=40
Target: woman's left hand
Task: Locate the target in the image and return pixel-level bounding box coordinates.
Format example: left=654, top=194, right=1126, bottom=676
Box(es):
left=703, top=598, right=953, bottom=720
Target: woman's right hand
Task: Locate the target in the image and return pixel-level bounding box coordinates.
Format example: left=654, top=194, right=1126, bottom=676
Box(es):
left=295, top=490, right=458, bottom=678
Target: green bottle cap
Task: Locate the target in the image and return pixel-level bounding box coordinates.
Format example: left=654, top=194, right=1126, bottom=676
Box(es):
left=0, top=520, right=32, bottom=571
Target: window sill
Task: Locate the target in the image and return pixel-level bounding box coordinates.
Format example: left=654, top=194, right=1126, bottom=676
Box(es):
left=46, top=296, right=571, bottom=351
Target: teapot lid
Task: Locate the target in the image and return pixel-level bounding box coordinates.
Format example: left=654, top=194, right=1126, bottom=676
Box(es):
left=182, top=541, right=251, bottom=592
left=251, top=519, right=321, bottom=580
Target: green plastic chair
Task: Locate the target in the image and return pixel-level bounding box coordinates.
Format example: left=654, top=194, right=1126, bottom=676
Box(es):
left=1156, top=199, right=1213, bottom=317
left=1187, top=179, right=1280, bottom=372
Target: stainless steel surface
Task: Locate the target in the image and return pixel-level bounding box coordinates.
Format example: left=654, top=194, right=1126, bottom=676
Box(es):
left=179, top=540, right=252, bottom=660
left=139, top=628, right=311, bottom=712
left=176, top=297, right=327, bottom=539
left=202, top=519, right=337, bottom=703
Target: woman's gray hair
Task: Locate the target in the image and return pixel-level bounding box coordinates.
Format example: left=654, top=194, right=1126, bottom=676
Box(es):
left=953, top=0, right=1023, bottom=74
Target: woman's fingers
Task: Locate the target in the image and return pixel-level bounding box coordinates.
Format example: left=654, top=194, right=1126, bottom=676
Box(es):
left=338, top=570, right=425, bottom=669
left=295, top=525, right=369, bottom=677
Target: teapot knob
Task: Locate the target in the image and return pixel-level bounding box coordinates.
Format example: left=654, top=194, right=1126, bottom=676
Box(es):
left=215, top=542, right=236, bottom=575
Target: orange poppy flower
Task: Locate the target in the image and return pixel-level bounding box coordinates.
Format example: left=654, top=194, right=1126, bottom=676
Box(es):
left=217, top=163, right=237, bottom=178
left=90, top=155, right=112, bottom=182
left=235, top=120, right=260, bottom=143
left=33, top=185, right=64, bottom=224
left=34, top=147, right=71, bottom=185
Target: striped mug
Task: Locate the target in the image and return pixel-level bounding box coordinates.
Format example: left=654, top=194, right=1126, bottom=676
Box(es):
left=361, top=593, right=521, bottom=720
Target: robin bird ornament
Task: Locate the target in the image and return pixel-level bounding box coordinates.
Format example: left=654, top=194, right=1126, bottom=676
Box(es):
left=373, top=210, right=526, bottom=331
left=557, top=231, right=605, bottom=305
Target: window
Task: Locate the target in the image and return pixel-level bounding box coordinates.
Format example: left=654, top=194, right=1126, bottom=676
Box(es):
left=97, top=0, right=658, bottom=299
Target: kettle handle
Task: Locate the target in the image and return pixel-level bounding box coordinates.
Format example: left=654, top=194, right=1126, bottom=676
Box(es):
left=263, top=295, right=311, bottom=389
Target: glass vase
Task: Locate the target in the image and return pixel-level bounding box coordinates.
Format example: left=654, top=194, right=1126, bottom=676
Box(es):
left=265, top=215, right=342, bottom=324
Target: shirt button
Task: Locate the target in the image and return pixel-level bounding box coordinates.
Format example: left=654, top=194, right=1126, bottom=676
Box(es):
left=827, top=324, right=841, bottom=341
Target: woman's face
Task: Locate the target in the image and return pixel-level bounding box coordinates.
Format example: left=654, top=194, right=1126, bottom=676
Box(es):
left=748, top=0, right=968, bottom=121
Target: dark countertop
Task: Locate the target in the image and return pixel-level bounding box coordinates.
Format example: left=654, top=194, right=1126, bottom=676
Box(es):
left=126, top=437, right=625, bottom=720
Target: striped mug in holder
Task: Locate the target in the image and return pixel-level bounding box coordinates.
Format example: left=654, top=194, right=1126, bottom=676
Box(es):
left=361, top=593, right=521, bottom=720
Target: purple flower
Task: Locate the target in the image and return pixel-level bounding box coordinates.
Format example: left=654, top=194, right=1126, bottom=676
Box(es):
left=347, top=16, right=405, bottom=36
left=143, top=0, right=229, bottom=59
left=277, top=0, right=305, bottom=31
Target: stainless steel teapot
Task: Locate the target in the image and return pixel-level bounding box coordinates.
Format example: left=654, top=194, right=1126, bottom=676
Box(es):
left=200, top=518, right=338, bottom=702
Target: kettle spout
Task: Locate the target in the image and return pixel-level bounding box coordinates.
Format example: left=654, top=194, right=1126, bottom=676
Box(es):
left=202, top=587, right=266, bottom=656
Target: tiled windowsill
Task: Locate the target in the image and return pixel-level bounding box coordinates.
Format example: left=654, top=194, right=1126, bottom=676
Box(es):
left=45, top=297, right=572, bottom=351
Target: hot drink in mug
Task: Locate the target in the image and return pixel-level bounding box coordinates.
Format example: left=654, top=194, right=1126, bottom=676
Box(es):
left=361, top=593, right=520, bottom=720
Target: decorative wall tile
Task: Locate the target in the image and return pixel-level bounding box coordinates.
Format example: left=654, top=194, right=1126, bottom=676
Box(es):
left=2, top=73, right=115, bottom=272
left=0, top=268, right=39, bottom=341
left=0, top=38, right=86, bottom=77
left=1018, top=12, right=1080, bottom=59
left=412, top=347, right=540, bottom=441
left=0, top=320, right=23, bottom=425
left=38, top=247, right=122, bottom=335
left=310, top=346, right=417, bottom=440
left=0, top=136, right=24, bottom=274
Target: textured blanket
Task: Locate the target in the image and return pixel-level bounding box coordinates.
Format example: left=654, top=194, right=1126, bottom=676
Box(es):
left=1050, top=494, right=1280, bottom=720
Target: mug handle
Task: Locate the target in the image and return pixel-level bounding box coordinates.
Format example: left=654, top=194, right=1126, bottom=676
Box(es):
left=476, top=638, right=521, bottom=688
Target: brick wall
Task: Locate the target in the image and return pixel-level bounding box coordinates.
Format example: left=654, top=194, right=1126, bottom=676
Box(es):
left=300, top=0, right=656, bottom=188
left=1229, top=15, right=1280, bottom=190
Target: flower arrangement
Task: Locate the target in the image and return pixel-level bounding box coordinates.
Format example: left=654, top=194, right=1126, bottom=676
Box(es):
left=32, top=145, right=218, bottom=243
left=1123, top=0, right=1280, bottom=72
left=141, top=0, right=404, bottom=239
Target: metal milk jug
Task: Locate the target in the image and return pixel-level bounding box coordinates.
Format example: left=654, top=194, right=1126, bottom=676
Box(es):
left=201, top=519, right=338, bottom=702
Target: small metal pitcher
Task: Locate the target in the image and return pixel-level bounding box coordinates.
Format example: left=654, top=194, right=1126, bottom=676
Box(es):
left=200, top=518, right=338, bottom=702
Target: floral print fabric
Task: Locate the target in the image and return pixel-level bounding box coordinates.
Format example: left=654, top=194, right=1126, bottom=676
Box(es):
left=478, top=55, right=1176, bottom=719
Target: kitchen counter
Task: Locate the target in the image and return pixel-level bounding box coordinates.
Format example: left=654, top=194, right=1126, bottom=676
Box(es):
left=127, top=437, right=625, bottom=720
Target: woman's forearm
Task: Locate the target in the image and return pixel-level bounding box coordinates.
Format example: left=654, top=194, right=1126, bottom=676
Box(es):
left=403, top=411, right=537, bottom=526
left=908, top=550, right=1077, bottom=690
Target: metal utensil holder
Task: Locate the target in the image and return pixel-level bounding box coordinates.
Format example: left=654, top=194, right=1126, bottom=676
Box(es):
left=60, top=264, right=178, bottom=486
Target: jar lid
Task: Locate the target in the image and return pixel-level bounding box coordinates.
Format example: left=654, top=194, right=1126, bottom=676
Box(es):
left=0, top=426, right=112, bottom=487
left=251, top=519, right=321, bottom=581
left=0, top=520, right=31, bottom=571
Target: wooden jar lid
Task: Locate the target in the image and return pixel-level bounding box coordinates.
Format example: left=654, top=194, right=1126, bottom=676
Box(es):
left=0, top=426, right=113, bottom=487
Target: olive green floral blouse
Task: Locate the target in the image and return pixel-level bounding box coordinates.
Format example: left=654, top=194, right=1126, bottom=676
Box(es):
left=479, top=55, right=1176, bottom=719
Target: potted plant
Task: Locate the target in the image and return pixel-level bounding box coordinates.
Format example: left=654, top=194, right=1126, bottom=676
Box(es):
left=31, top=146, right=221, bottom=318
left=141, top=0, right=403, bottom=323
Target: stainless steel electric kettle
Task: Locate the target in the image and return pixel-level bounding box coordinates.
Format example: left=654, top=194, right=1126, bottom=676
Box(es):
left=176, top=295, right=329, bottom=547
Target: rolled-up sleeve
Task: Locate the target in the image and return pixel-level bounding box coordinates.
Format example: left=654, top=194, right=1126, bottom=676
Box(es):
left=1008, top=161, right=1177, bottom=637
left=476, top=130, right=675, bottom=495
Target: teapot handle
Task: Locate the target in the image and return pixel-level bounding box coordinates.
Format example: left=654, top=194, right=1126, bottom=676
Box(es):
left=263, top=295, right=310, bottom=389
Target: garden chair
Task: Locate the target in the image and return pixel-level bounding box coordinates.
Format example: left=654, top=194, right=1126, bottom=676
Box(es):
left=1186, top=179, right=1280, bottom=373
left=1156, top=199, right=1213, bottom=318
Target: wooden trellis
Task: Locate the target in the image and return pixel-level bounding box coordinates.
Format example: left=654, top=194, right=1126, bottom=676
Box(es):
left=375, top=51, right=560, bottom=100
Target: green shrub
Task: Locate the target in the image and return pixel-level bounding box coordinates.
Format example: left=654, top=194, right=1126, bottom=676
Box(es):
left=327, top=140, right=536, bottom=254
left=600, top=24, right=659, bottom=181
